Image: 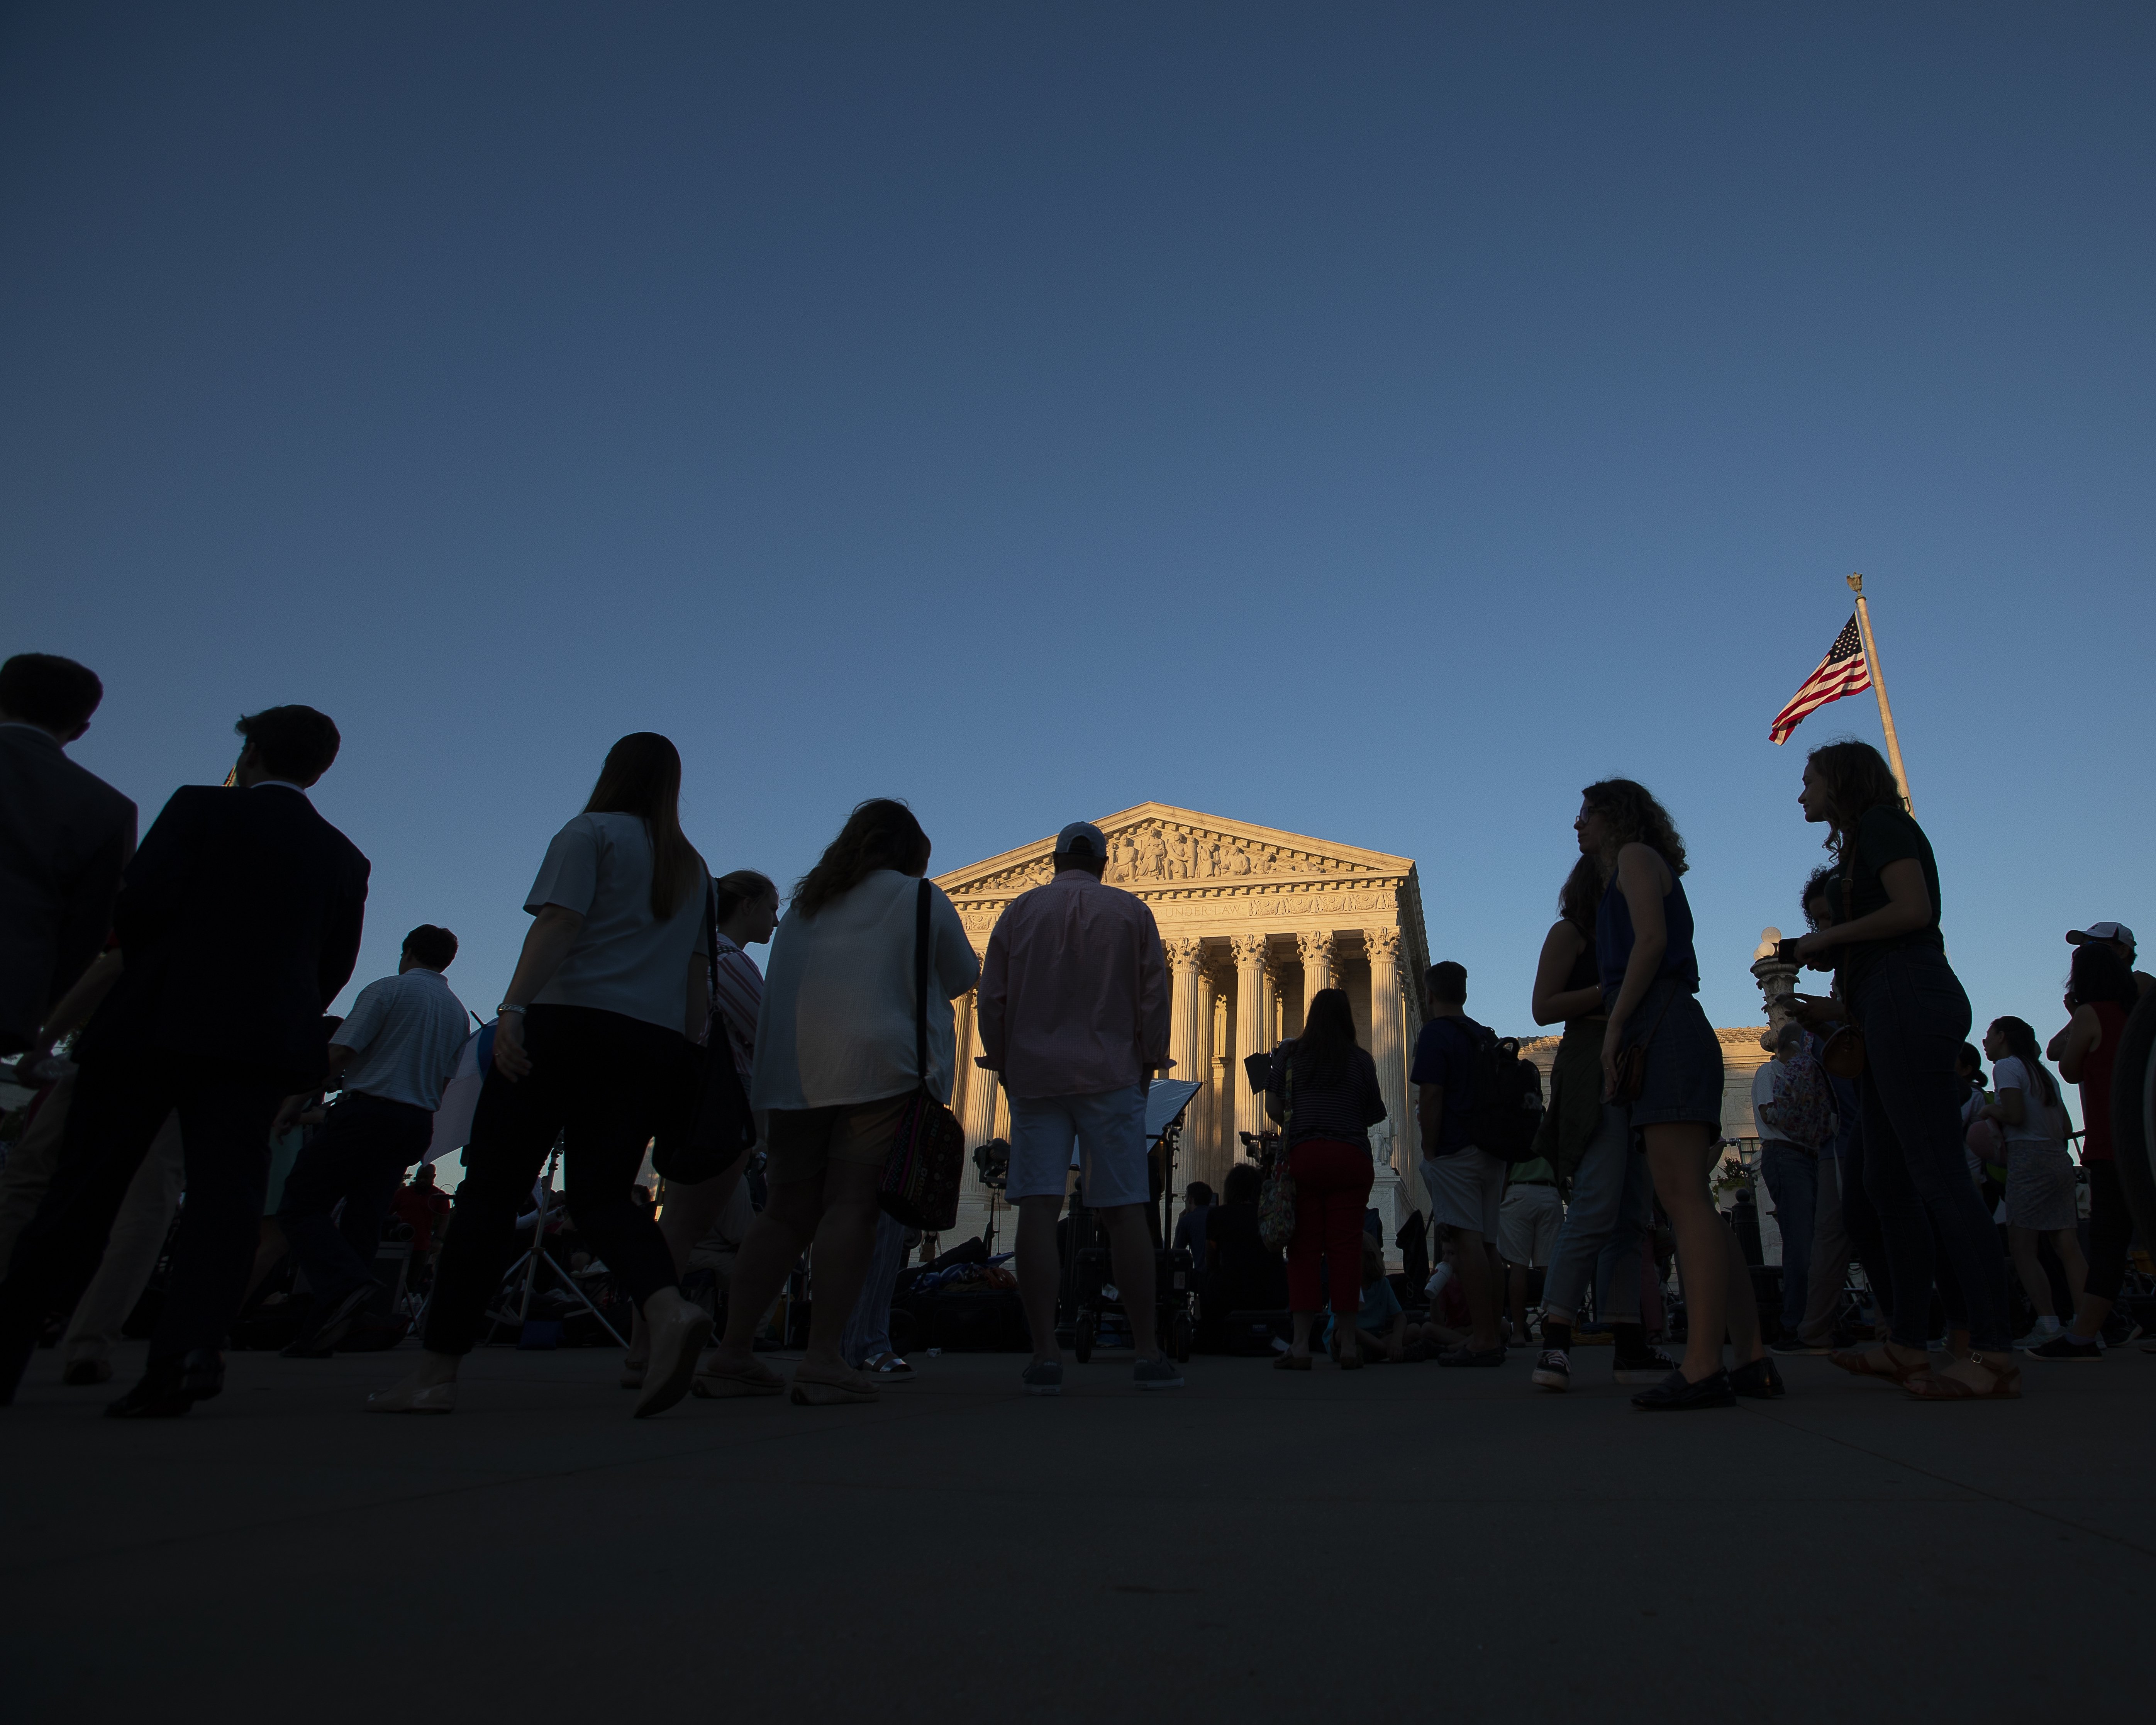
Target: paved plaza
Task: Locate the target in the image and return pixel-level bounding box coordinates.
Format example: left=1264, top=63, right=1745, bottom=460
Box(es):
left=4, top=1341, right=2152, bottom=1722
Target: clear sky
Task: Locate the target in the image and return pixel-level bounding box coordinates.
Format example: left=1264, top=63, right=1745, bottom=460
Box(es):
left=5, top=4, right=2150, bottom=1126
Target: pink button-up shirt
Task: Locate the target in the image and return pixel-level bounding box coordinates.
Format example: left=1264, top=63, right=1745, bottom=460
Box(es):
left=977, top=868, right=1170, bottom=1099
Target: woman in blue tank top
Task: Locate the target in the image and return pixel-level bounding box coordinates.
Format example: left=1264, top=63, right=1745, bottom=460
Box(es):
left=1579, top=779, right=1771, bottom=1409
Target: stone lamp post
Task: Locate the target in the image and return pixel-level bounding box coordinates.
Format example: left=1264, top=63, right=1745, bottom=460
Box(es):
left=1749, top=927, right=1801, bottom=1043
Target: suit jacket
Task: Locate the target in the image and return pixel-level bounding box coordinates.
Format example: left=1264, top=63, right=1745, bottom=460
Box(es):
left=0, top=725, right=137, bottom=1053
left=78, top=783, right=370, bottom=1090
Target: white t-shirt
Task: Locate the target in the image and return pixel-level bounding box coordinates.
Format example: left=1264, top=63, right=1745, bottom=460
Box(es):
left=751, top=870, right=980, bottom=1111
left=335, top=968, right=470, bottom=1111
left=1989, top=1056, right=2061, bottom=1143
left=1750, top=1062, right=1791, bottom=1144
left=526, top=812, right=707, bottom=1032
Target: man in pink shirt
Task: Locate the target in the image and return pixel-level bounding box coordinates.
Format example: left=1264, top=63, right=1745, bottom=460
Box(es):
left=978, top=821, right=1178, bottom=1394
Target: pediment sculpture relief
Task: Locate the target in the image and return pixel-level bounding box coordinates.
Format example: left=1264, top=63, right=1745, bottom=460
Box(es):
left=953, top=820, right=1375, bottom=898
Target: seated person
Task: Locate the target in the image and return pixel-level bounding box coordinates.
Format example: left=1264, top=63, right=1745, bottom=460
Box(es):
left=1205, top=1162, right=1288, bottom=1312
left=1326, top=1237, right=1409, bottom=1362
left=1407, top=1236, right=1473, bottom=1355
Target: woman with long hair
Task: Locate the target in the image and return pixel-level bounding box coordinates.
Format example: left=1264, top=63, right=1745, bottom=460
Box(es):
left=1790, top=740, right=2016, bottom=1399
left=372, top=734, right=716, bottom=1416
left=696, top=799, right=978, bottom=1405
left=1529, top=854, right=1675, bottom=1393
left=1978, top=1016, right=2084, bottom=1351
left=2034, top=943, right=2140, bottom=1360
left=619, top=868, right=780, bottom=1391
left=1580, top=779, right=1768, bottom=1410
left=1264, top=986, right=1387, bottom=1371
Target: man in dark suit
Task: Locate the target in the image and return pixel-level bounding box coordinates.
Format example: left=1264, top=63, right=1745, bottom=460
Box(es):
left=0, top=654, right=137, bottom=1055
left=0, top=705, right=370, bottom=1416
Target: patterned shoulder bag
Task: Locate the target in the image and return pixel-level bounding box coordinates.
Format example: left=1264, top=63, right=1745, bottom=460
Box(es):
left=877, top=877, right=968, bottom=1230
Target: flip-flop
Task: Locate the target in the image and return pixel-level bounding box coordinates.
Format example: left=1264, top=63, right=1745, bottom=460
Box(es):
left=691, top=1358, right=785, bottom=1399
left=790, top=1365, right=878, bottom=1406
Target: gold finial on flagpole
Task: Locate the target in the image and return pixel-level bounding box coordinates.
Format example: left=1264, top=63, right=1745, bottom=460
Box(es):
left=1844, top=572, right=1911, bottom=812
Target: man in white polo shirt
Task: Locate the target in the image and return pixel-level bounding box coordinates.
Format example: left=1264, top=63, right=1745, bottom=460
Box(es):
left=978, top=821, right=1179, bottom=1395
left=278, top=925, right=469, bottom=1355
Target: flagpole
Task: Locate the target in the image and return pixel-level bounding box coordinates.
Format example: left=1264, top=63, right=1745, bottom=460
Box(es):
left=1846, top=572, right=1912, bottom=812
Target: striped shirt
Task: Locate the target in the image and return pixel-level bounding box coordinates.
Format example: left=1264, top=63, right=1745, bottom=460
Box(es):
left=1266, top=1044, right=1387, bottom=1154
left=710, top=934, right=764, bottom=1080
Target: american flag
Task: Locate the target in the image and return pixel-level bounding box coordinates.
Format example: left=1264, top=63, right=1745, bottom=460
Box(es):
left=1769, top=615, right=1871, bottom=745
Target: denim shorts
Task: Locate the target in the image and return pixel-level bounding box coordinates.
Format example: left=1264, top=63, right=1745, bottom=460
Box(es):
left=1005, top=1084, right=1150, bottom=1209
left=1619, top=982, right=1724, bottom=1130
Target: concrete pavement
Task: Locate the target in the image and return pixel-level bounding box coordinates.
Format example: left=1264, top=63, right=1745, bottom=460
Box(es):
left=3, top=1339, right=2152, bottom=1722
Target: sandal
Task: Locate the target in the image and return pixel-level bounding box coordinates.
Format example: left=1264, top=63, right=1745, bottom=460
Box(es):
left=1904, top=1351, right=2021, bottom=1401
left=691, top=1357, right=785, bottom=1399
left=1273, top=1353, right=1312, bottom=1372
left=861, top=1352, right=914, bottom=1380
left=1827, top=1344, right=1928, bottom=1385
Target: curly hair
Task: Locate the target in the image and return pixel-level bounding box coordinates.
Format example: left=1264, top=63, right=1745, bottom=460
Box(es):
left=1803, top=739, right=1901, bottom=860
left=1800, top=864, right=1841, bottom=929
left=792, top=799, right=931, bottom=919
left=1580, top=779, right=1687, bottom=875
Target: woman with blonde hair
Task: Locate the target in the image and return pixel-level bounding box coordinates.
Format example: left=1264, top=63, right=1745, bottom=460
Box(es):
left=372, top=733, right=717, bottom=1417
left=696, top=799, right=978, bottom=1406
left=1579, top=779, right=1769, bottom=1410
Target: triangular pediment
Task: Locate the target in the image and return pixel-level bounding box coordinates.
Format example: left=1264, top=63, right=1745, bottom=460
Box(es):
left=935, top=803, right=1414, bottom=900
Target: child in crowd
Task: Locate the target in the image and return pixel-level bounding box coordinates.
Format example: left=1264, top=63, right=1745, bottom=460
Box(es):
left=1329, top=1237, right=1409, bottom=1363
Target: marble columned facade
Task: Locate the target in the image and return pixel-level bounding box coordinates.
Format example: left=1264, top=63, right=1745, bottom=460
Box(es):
left=933, top=804, right=1433, bottom=1249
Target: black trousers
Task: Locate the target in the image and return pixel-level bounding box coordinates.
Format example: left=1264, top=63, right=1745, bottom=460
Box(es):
left=424, top=1004, right=685, bottom=1354
left=278, top=1092, right=434, bottom=1308
left=2085, top=1162, right=2134, bottom=1303
left=0, top=1053, right=284, bottom=1393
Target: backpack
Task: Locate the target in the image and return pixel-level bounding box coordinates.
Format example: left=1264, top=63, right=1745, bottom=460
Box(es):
left=1453, top=1019, right=1547, bottom=1164
left=1760, top=1052, right=1835, bottom=1150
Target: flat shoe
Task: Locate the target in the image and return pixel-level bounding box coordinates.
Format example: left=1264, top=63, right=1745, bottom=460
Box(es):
left=692, top=1358, right=785, bottom=1398
left=1729, top=1357, right=1785, bottom=1399
left=790, top=1365, right=878, bottom=1406
left=1631, top=1367, right=1736, bottom=1411
left=635, top=1305, right=715, bottom=1419
left=1273, top=1353, right=1312, bottom=1371
left=366, top=1380, right=456, bottom=1414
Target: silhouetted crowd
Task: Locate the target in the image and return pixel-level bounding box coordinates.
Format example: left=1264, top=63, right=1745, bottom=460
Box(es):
left=1, top=649, right=2148, bottom=1420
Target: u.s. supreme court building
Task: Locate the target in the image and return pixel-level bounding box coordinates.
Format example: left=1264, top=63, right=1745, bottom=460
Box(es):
left=933, top=804, right=1775, bottom=1255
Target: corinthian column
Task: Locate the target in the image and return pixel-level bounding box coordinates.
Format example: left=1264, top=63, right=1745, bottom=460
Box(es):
left=1166, top=935, right=1203, bottom=1110
left=1296, top=929, right=1335, bottom=1001
left=1364, top=929, right=1405, bottom=1167
left=961, top=987, right=999, bottom=1148
left=1231, top=934, right=1268, bottom=1153
left=1193, top=955, right=1218, bottom=1186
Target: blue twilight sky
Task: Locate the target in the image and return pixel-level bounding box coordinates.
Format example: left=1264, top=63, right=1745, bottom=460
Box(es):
left=4, top=3, right=2150, bottom=1121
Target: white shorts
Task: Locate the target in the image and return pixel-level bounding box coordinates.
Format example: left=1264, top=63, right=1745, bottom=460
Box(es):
left=1005, top=1084, right=1151, bottom=1210
left=1497, top=1182, right=1563, bottom=1267
left=1422, top=1147, right=1505, bottom=1244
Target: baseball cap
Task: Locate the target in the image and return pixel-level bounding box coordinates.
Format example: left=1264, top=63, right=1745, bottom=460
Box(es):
left=1054, top=820, right=1106, bottom=858
left=2067, top=922, right=2134, bottom=947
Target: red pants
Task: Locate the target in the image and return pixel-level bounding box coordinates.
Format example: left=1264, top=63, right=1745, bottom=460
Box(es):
left=1285, top=1140, right=1375, bottom=1315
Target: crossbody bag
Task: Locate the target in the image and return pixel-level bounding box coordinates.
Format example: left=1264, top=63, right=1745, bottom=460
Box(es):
left=876, top=877, right=968, bottom=1231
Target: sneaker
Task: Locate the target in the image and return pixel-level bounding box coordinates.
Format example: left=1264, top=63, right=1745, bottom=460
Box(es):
left=1612, top=1347, right=1680, bottom=1385
left=2014, top=1326, right=2064, bottom=1354
left=1133, top=1356, right=1185, bottom=1391
left=1631, top=1367, right=1736, bottom=1411
left=1021, top=1360, right=1063, bottom=1396
left=2026, top=1334, right=2103, bottom=1362
left=1531, top=1348, right=1571, bottom=1391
